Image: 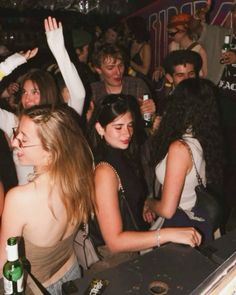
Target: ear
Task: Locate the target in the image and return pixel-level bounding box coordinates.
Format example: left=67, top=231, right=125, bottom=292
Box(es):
left=95, top=66, right=102, bottom=75
left=165, top=73, right=174, bottom=84
left=95, top=122, right=105, bottom=137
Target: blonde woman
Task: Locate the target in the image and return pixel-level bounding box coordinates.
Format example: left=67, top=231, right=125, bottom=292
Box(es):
left=0, top=105, right=95, bottom=294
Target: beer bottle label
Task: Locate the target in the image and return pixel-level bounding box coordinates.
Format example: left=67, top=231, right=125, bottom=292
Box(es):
left=3, top=274, right=24, bottom=294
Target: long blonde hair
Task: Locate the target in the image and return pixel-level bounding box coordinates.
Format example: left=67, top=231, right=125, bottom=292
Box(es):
left=22, top=104, right=95, bottom=225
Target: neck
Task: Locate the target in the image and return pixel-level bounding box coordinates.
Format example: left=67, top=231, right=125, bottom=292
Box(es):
left=180, top=36, right=193, bottom=49
left=28, top=166, right=49, bottom=182
left=105, top=84, right=122, bottom=94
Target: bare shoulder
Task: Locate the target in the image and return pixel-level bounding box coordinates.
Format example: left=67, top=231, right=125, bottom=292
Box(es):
left=95, top=162, right=116, bottom=178
left=168, top=140, right=192, bottom=170
left=95, top=162, right=119, bottom=188
left=169, top=140, right=189, bottom=153
left=168, top=140, right=192, bottom=161
left=5, top=182, right=35, bottom=206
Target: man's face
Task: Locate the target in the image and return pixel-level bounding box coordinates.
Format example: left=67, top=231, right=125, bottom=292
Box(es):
left=166, top=63, right=196, bottom=87
left=96, top=56, right=125, bottom=89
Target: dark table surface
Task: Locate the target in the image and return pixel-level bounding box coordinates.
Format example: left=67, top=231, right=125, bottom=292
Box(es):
left=69, top=243, right=219, bottom=295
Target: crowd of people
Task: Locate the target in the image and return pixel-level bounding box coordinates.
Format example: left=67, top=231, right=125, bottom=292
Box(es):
left=0, top=1, right=235, bottom=294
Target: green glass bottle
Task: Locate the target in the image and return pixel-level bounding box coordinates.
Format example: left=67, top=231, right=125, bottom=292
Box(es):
left=3, top=237, right=24, bottom=295
left=220, top=35, right=231, bottom=64
left=222, top=35, right=231, bottom=53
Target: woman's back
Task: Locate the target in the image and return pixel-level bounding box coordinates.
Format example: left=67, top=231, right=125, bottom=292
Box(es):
left=156, top=136, right=206, bottom=210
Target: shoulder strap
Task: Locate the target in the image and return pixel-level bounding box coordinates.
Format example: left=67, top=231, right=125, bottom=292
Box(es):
left=96, top=161, right=124, bottom=192
left=179, top=140, right=203, bottom=186
left=96, top=161, right=138, bottom=230
left=186, top=41, right=199, bottom=51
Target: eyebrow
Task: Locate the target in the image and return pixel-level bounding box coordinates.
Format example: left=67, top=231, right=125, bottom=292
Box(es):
left=112, top=121, right=133, bottom=126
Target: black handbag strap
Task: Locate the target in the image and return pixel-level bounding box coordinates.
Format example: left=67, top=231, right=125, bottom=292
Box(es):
left=96, top=161, right=139, bottom=230
left=179, top=140, right=203, bottom=186
left=186, top=41, right=199, bottom=51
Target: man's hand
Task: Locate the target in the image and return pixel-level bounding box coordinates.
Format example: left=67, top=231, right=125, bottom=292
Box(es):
left=139, top=97, right=156, bottom=115
left=221, top=50, right=236, bottom=65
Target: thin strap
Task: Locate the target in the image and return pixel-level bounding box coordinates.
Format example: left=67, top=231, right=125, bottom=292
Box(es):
left=186, top=41, right=199, bottom=51
left=96, top=161, right=138, bottom=230
left=179, top=140, right=203, bottom=186
left=96, top=161, right=124, bottom=192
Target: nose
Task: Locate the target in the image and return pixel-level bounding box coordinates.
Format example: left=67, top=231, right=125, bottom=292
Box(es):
left=122, top=126, right=132, bottom=138
left=115, top=66, right=122, bottom=76
left=11, top=136, right=20, bottom=149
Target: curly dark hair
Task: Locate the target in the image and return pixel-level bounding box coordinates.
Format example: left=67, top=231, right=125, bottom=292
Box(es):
left=151, top=78, right=223, bottom=186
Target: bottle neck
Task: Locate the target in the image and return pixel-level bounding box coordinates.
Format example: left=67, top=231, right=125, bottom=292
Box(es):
left=6, top=243, right=18, bottom=262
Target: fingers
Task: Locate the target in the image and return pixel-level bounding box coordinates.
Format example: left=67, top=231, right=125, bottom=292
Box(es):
left=19, top=48, right=38, bottom=60
left=44, top=16, right=62, bottom=32
left=140, top=99, right=156, bottom=114
left=189, top=228, right=202, bottom=247
left=28, top=48, right=38, bottom=59
left=220, top=51, right=236, bottom=64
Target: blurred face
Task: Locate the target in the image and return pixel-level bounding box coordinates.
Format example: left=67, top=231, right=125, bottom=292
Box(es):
left=166, top=63, right=196, bottom=86
left=12, top=115, right=50, bottom=167
left=75, top=44, right=89, bottom=63
left=168, top=26, right=186, bottom=43
left=105, top=28, right=117, bottom=44
left=96, top=111, right=133, bottom=150
left=21, top=80, right=40, bottom=109
left=96, top=56, right=125, bottom=91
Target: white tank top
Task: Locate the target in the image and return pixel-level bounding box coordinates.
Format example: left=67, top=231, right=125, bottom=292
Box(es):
left=155, top=136, right=206, bottom=210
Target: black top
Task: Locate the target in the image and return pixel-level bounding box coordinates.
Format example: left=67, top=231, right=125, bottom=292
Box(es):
left=98, top=145, right=148, bottom=230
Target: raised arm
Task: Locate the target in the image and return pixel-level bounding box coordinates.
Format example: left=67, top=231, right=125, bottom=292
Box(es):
left=94, top=163, right=200, bottom=253
left=0, top=48, right=38, bottom=82
left=44, top=16, right=85, bottom=115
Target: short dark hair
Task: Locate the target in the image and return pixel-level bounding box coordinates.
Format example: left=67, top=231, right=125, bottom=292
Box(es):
left=163, top=50, right=203, bottom=75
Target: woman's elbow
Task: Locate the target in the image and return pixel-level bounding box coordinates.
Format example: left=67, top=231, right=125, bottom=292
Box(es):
left=160, top=207, right=176, bottom=219
left=105, top=240, right=122, bottom=253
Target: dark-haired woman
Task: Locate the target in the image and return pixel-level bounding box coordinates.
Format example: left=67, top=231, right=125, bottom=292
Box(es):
left=87, top=93, right=201, bottom=271
left=126, top=16, right=153, bottom=92
left=144, top=78, right=223, bottom=243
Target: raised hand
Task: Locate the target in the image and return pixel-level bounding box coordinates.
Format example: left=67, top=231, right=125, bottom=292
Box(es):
left=44, top=16, right=62, bottom=32
left=19, top=48, right=38, bottom=60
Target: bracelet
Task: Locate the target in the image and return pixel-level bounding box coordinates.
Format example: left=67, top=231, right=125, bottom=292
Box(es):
left=157, top=229, right=161, bottom=247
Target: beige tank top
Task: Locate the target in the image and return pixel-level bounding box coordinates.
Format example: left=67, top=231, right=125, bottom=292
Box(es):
left=24, top=228, right=78, bottom=283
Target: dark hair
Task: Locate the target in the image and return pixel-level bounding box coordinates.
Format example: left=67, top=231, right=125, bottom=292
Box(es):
left=92, top=43, right=126, bottom=67
left=87, top=94, right=145, bottom=164
left=163, top=50, right=202, bottom=76
left=18, top=68, right=63, bottom=112
left=151, top=78, right=223, bottom=186
left=126, top=16, right=150, bottom=43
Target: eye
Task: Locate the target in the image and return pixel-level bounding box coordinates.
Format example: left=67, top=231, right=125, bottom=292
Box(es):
left=32, top=89, right=40, bottom=95
left=114, top=126, right=122, bottom=130
left=128, top=123, right=133, bottom=128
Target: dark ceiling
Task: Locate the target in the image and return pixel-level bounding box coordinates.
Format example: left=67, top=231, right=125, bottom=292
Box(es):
left=0, top=0, right=155, bottom=17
